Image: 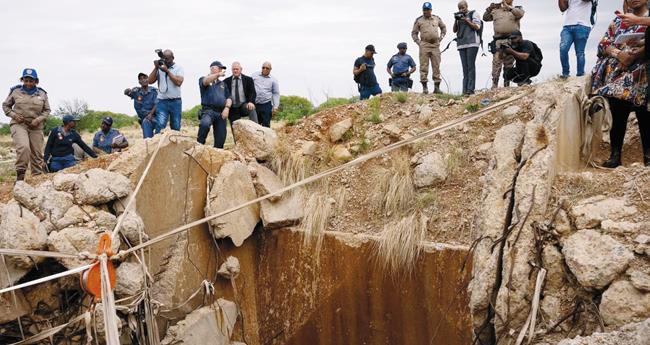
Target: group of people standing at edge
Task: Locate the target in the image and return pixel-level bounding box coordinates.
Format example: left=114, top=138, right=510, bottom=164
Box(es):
left=123, top=49, right=280, bottom=147
left=353, top=0, right=546, bottom=100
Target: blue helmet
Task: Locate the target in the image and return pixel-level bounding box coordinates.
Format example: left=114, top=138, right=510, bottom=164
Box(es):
left=21, top=68, right=38, bottom=80
left=422, top=2, right=432, bottom=10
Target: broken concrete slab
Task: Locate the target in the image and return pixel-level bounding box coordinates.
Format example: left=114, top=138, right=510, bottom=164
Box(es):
left=260, top=192, right=304, bottom=230
left=569, top=196, right=637, bottom=229
left=217, top=256, right=241, bottom=280
left=39, top=189, right=75, bottom=224
left=0, top=290, right=30, bottom=324
left=75, top=168, right=132, bottom=205
left=117, top=211, right=148, bottom=245
left=558, top=318, right=650, bottom=345
left=412, top=152, right=447, bottom=188
left=0, top=201, right=48, bottom=269
left=252, top=164, right=284, bottom=202
left=115, top=262, right=144, bottom=298
left=52, top=173, right=79, bottom=193
left=206, top=161, right=260, bottom=247
left=13, top=181, right=42, bottom=211
left=562, top=229, right=634, bottom=290
left=47, top=227, right=120, bottom=269
left=55, top=205, right=97, bottom=230
left=232, top=120, right=278, bottom=161
left=161, top=299, right=238, bottom=345
left=629, top=269, right=650, bottom=292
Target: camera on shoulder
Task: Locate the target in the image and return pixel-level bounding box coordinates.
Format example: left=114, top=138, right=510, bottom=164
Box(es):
left=155, top=49, right=166, bottom=68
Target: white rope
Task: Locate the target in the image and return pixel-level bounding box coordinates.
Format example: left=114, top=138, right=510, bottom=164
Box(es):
left=0, top=248, right=82, bottom=259
left=0, top=263, right=93, bottom=295
left=7, top=312, right=90, bottom=345
left=99, top=255, right=120, bottom=345
left=119, top=90, right=533, bottom=258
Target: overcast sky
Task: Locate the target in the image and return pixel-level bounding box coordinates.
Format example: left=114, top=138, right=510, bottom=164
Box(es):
left=0, top=0, right=620, bottom=121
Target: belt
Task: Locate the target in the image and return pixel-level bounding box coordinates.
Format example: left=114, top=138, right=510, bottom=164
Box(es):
left=201, top=105, right=224, bottom=112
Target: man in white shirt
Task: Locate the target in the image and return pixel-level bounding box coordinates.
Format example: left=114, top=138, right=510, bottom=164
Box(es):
left=252, top=62, right=280, bottom=128
left=559, top=0, right=594, bottom=78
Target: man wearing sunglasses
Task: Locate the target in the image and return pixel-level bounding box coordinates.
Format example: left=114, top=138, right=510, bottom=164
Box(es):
left=2, top=68, right=50, bottom=181
left=252, top=62, right=280, bottom=128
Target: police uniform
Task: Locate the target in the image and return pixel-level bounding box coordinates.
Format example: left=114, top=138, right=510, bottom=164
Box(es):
left=483, top=4, right=525, bottom=87
left=197, top=73, right=231, bottom=149
left=387, top=52, right=416, bottom=92
left=2, top=69, right=50, bottom=177
left=412, top=13, right=447, bottom=92
left=127, top=86, right=158, bottom=138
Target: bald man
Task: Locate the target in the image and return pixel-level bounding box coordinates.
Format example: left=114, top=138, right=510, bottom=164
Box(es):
left=224, top=62, right=258, bottom=133
left=252, top=62, right=280, bottom=128
left=148, top=49, right=185, bottom=132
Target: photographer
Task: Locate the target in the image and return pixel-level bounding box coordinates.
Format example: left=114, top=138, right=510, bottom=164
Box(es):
left=124, top=72, right=157, bottom=138
left=147, top=49, right=184, bottom=133
left=386, top=42, right=417, bottom=92
left=483, top=0, right=525, bottom=89
left=453, top=0, right=482, bottom=95
left=502, top=31, right=543, bottom=86
left=197, top=61, right=232, bottom=149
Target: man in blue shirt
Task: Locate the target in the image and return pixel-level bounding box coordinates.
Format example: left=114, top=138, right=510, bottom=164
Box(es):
left=92, top=117, right=128, bottom=154
left=386, top=42, right=417, bottom=92
left=198, top=61, right=233, bottom=149
left=147, top=49, right=184, bottom=132
left=44, top=115, right=97, bottom=172
left=353, top=45, right=382, bottom=100
left=124, top=73, right=157, bottom=138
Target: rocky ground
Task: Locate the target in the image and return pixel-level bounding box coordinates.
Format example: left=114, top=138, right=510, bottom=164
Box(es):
left=1, top=77, right=650, bottom=344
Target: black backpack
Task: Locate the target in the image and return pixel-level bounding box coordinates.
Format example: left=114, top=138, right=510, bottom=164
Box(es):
left=531, top=41, right=544, bottom=65
left=590, top=0, right=598, bottom=26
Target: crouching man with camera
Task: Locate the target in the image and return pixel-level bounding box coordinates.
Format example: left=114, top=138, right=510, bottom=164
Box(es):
left=147, top=49, right=184, bottom=132
left=501, top=30, right=543, bottom=86
left=483, top=0, right=525, bottom=89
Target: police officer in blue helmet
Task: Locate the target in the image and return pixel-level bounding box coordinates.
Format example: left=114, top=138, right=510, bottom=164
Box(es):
left=43, top=115, right=97, bottom=172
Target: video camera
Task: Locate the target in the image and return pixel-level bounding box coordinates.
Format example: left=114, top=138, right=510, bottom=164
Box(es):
left=155, top=49, right=166, bottom=68
left=454, top=11, right=467, bottom=20
left=500, top=44, right=512, bottom=52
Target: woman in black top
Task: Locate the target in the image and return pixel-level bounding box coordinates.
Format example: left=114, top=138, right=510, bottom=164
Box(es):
left=43, top=115, right=97, bottom=172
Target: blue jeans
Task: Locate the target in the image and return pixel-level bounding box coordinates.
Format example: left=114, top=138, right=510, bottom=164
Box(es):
left=141, top=117, right=156, bottom=138
left=391, top=77, right=410, bottom=92
left=255, top=102, right=273, bottom=128
left=560, top=25, right=591, bottom=77
left=359, top=84, right=382, bottom=100
left=49, top=154, right=77, bottom=172
left=197, top=109, right=227, bottom=148
left=459, top=47, right=479, bottom=95
left=156, top=98, right=182, bottom=132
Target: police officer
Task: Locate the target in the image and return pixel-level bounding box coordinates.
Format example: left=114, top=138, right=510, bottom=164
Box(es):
left=2, top=68, right=50, bottom=181
left=92, top=117, right=129, bottom=154
left=412, top=2, right=447, bottom=94
left=387, top=43, right=417, bottom=92
left=44, top=115, right=97, bottom=173
left=124, top=72, right=157, bottom=138
left=197, top=61, right=232, bottom=149
left=483, top=0, right=525, bottom=89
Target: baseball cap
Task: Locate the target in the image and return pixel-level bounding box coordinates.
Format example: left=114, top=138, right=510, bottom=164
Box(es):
left=422, top=2, right=432, bottom=10
left=137, top=72, right=148, bottom=79
left=365, top=44, right=378, bottom=54
left=62, top=115, right=76, bottom=124
left=210, top=61, right=226, bottom=69
left=21, top=68, right=38, bottom=80
left=510, top=30, right=523, bottom=38
left=102, top=116, right=113, bottom=126
left=397, top=42, right=408, bottom=49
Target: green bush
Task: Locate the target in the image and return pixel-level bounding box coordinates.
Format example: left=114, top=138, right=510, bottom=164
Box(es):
left=182, top=105, right=201, bottom=126
left=44, top=110, right=138, bottom=134
left=0, top=124, right=10, bottom=136
left=314, top=97, right=355, bottom=113
left=276, top=96, right=313, bottom=125
left=394, top=92, right=408, bottom=104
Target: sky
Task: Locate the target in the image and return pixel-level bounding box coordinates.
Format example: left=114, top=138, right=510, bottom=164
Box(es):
left=0, top=0, right=620, bottom=121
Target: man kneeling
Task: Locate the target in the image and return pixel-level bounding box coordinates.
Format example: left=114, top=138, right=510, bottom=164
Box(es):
left=502, top=30, right=543, bottom=86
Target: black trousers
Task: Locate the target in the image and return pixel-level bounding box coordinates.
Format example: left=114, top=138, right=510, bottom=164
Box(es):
left=504, top=59, right=541, bottom=84
left=607, top=97, right=650, bottom=155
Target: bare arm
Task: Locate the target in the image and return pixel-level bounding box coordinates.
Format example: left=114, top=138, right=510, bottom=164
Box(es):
left=147, top=62, right=158, bottom=85
left=618, top=12, right=650, bottom=26
left=511, top=6, right=525, bottom=19
left=453, top=19, right=459, bottom=33
left=201, top=73, right=220, bottom=86
left=504, top=47, right=529, bottom=61
left=166, top=70, right=184, bottom=87
left=558, top=0, right=568, bottom=12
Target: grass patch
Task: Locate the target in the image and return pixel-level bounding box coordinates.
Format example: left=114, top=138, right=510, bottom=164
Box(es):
left=416, top=189, right=438, bottom=209
left=434, top=93, right=464, bottom=102
left=301, top=185, right=346, bottom=259
left=314, top=97, right=357, bottom=112
left=44, top=110, right=138, bottom=134
left=366, top=96, right=383, bottom=124
left=446, top=145, right=466, bottom=178
left=373, top=149, right=415, bottom=216
left=465, top=103, right=480, bottom=113
left=394, top=92, right=408, bottom=104
left=375, top=213, right=428, bottom=276
left=270, top=139, right=310, bottom=185
left=341, top=129, right=354, bottom=142
left=181, top=105, right=201, bottom=126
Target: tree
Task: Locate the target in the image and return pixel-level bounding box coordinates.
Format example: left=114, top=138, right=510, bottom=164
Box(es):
left=54, top=98, right=88, bottom=118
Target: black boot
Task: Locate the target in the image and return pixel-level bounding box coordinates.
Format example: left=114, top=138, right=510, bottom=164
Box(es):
left=602, top=150, right=622, bottom=168
left=644, top=150, right=650, bottom=167
left=421, top=82, right=429, bottom=94
left=433, top=82, right=442, bottom=94
left=16, top=170, right=25, bottom=182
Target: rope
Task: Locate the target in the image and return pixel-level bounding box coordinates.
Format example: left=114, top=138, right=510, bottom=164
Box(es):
left=99, top=255, right=120, bottom=345
left=111, top=132, right=168, bottom=242
left=7, top=312, right=90, bottom=345
left=0, top=263, right=94, bottom=295
left=118, top=90, right=533, bottom=258
left=0, top=248, right=83, bottom=260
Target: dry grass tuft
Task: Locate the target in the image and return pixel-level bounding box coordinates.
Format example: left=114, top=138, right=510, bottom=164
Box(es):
left=271, top=140, right=310, bottom=185
left=373, top=149, right=415, bottom=216
left=300, top=184, right=346, bottom=258
left=375, top=212, right=428, bottom=276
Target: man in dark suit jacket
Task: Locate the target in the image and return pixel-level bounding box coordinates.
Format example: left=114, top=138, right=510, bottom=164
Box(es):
left=224, top=62, right=258, bottom=136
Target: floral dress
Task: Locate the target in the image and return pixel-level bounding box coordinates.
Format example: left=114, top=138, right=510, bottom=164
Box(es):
left=590, top=16, right=648, bottom=107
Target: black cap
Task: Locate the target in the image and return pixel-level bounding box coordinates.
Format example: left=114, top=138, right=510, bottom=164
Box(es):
left=365, top=44, right=378, bottom=54
left=137, top=72, right=147, bottom=79
left=509, top=30, right=523, bottom=38
left=102, top=116, right=113, bottom=126
left=397, top=42, right=407, bottom=49
left=210, top=61, right=226, bottom=69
